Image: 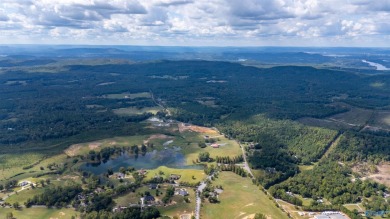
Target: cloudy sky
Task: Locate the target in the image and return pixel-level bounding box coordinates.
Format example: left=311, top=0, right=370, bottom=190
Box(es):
left=0, top=0, right=389, bottom=46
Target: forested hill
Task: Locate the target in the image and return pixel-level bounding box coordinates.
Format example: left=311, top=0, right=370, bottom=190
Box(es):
left=1, top=60, right=390, bottom=153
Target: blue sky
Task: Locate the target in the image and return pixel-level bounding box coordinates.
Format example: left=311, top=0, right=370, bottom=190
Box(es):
left=0, top=0, right=389, bottom=47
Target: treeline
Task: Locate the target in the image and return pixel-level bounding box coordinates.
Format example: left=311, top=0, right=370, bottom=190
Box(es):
left=26, top=184, right=82, bottom=207
left=270, top=160, right=387, bottom=206
left=269, top=189, right=303, bottom=206
left=220, top=164, right=247, bottom=177
left=215, top=155, right=243, bottom=164
left=86, top=144, right=153, bottom=163
left=0, top=180, right=17, bottom=191
left=81, top=207, right=160, bottom=219
left=331, top=131, right=390, bottom=162
left=218, top=115, right=337, bottom=164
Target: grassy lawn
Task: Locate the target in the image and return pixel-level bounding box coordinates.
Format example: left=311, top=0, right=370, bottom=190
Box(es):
left=145, top=166, right=205, bottom=183
left=298, top=164, right=314, bottom=171
left=201, top=172, right=288, bottom=219
left=158, top=188, right=196, bottom=218
left=276, top=199, right=310, bottom=219
left=0, top=207, right=79, bottom=219
left=114, top=185, right=151, bottom=206
left=6, top=187, right=45, bottom=204
left=343, top=203, right=365, bottom=212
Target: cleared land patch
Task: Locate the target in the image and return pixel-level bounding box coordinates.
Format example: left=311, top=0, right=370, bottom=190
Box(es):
left=102, top=92, right=151, bottom=99
left=201, top=172, right=288, bottom=219
left=354, top=162, right=390, bottom=187
left=113, top=106, right=162, bottom=116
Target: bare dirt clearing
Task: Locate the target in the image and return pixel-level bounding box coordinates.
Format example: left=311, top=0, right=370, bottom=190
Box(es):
left=178, top=123, right=218, bottom=134
left=365, top=164, right=390, bottom=187
left=143, top=134, right=172, bottom=144
left=353, top=162, right=390, bottom=187
left=64, top=144, right=81, bottom=156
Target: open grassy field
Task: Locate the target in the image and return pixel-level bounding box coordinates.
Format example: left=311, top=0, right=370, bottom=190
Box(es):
left=276, top=199, right=310, bottom=219
left=145, top=166, right=205, bottom=183
left=102, top=92, right=151, bottom=99
left=5, top=187, right=45, bottom=204
left=114, top=185, right=152, bottom=205
left=65, top=135, right=149, bottom=157
left=158, top=188, right=196, bottom=218
left=201, top=172, right=288, bottom=219
left=0, top=207, right=79, bottom=219
left=113, top=106, right=162, bottom=116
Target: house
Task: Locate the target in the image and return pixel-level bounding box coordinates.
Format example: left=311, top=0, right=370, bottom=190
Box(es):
left=176, top=188, right=189, bottom=196
left=211, top=143, right=219, bottom=148
left=113, top=206, right=127, bottom=213
left=169, top=174, right=181, bottom=181
left=138, top=169, right=147, bottom=175
left=286, top=191, right=294, bottom=196
left=18, top=181, right=29, bottom=187
left=143, top=195, right=155, bottom=204
left=117, top=173, right=125, bottom=179
left=265, top=167, right=276, bottom=174
left=149, top=184, right=158, bottom=190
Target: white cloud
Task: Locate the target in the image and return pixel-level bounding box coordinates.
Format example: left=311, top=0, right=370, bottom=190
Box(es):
left=0, top=0, right=389, bottom=46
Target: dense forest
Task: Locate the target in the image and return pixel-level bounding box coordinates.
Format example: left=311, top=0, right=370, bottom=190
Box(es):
left=2, top=61, right=390, bottom=155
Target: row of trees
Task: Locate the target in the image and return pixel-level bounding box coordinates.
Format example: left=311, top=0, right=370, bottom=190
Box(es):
left=81, top=207, right=160, bottom=219
left=220, top=164, right=248, bottom=177
left=215, top=155, right=243, bottom=164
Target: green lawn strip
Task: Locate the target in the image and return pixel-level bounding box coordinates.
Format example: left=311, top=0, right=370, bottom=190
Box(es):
left=0, top=207, right=79, bottom=219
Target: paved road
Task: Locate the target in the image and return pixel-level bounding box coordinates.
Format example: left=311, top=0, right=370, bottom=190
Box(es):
left=195, top=174, right=214, bottom=219
left=237, top=141, right=254, bottom=179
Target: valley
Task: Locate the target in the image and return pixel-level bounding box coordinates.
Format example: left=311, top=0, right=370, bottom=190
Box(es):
left=1, top=56, right=390, bottom=219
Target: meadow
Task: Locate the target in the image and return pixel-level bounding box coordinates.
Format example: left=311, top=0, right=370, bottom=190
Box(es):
left=200, top=172, right=288, bottom=219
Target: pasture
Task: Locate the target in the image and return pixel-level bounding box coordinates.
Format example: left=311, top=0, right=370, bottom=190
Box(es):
left=0, top=208, right=79, bottom=219
left=200, top=172, right=288, bottom=219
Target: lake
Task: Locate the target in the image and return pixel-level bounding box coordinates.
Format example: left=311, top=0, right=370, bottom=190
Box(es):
left=81, top=147, right=203, bottom=175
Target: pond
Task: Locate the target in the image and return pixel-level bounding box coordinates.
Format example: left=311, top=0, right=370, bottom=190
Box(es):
left=81, top=147, right=203, bottom=175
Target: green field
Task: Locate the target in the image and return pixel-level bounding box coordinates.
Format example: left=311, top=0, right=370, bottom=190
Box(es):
left=201, top=172, right=288, bottom=219
left=145, top=166, right=205, bottom=183
left=0, top=208, right=79, bottom=219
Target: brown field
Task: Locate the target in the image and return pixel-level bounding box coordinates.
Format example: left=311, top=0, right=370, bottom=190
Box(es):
left=366, top=164, right=390, bottom=187
left=353, top=162, right=390, bottom=187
